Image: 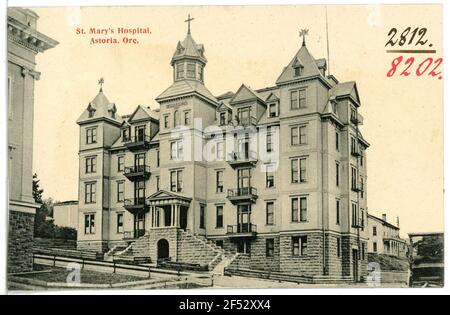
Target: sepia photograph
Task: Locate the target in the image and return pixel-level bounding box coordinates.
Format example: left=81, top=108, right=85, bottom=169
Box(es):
left=3, top=1, right=445, bottom=295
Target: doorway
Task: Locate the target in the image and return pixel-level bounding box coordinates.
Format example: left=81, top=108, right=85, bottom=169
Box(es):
left=157, top=239, right=170, bottom=261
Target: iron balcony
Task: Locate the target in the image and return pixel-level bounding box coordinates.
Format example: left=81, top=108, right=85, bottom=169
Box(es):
left=124, top=165, right=151, bottom=181
left=227, top=187, right=258, bottom=204
left=226, top=224, right=257, bottom=238
left=124, top=135, right=151, bottom=151
left=227, top=150, right=258, bottom=168
left=123, top=197, right=149, bottom=213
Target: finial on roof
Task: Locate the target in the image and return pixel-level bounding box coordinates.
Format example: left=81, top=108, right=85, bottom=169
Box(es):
left=98, top=77, right=104, bottom=92
left=185, top=14, right=194, bottom=35
left=299, top=29, right=309, bottom=46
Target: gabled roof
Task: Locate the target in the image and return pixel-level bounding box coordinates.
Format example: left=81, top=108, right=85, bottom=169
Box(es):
left=217, top=101, right=232, bottom=112
left=155, top=80, right=217, bottom=105
left=76, top=90, right=123, bottom=125
left=229, top=84, right=265, bottom=105
left=265, top=92, right=280, bottom=102
left=171, top=33, right=207, bottom=65
left=329, top=81, right=361, bottom=105
left=148, top=190, right=192, bottom=202
left=276, top=45, right=325, bottom=85
left=128, top=104, right=159, bottom=123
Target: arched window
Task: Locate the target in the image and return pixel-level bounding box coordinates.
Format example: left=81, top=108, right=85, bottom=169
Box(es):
left=174, top=110, right=180, bottom=127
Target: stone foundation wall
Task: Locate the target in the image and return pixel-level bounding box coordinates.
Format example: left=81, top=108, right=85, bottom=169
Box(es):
left=279, top=232, right=324, bottom=277
left=8, top=210, right=35, bottom=273
left=326, top=233, right=343, bottom=277
left=341, top=235, right=368, bottom=281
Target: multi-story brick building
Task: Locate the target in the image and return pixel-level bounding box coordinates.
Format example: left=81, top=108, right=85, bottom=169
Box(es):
left=7, top=8, right=58, bottom=273
left=76, top=22, right=369, bottom=281
left=368, top=214, right=408, bottom=258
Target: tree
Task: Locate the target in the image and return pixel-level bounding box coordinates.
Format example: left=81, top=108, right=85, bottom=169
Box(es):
left=32, top=173, right=44, bottom=204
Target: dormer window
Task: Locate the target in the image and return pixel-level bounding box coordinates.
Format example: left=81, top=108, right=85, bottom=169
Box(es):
left=268, top=103, right=278, bottom=118
left=294, top=66, right=301, bottom=77
left=176, top=63, right=184, bottom=79
left=122, top=128, right=130, bottom=142
left=219, top=112, right=226, bottom=125
left=332, top=102, right=338, bottom=114
left=187, top=63, right=196, bottom=79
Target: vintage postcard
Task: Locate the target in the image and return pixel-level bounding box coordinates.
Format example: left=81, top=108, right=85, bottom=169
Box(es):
left=6, top=3, right=444, bottom=293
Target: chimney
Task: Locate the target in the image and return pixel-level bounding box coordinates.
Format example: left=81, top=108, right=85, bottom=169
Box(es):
left=382, top=214, right=387, bottom=222
left=397, top=216, right=400, bottom=228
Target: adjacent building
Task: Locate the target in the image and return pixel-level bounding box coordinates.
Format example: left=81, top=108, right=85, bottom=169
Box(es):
left=76, top=21, right=370, bottom=281
left=7, top=8, right=58, bottom=273
left=53, top=201, right=79, bottom=229
left=368, top=214, right=408, bottom=258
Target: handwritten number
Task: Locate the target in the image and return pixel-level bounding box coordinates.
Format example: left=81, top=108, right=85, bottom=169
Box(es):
left=416, top=28, right=428, bottom=46
left=400, top=57, right=414, bottom=76
left=429, top=58, right=443, bottom=77
left=398, top=27, right=410, bottom=46
left=385, top=28, right=397, bottom=47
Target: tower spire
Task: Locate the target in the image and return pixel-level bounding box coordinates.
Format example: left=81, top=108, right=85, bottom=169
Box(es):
left=299, top=29, right=309, bottom=46
left=185, top=14, right=194, bottom=35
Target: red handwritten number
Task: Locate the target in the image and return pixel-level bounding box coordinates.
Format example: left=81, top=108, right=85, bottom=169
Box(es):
left=429, top=58, right=443, bottom=77
left=387, top=56, right=403, bottom=77
left=416, top=58, right=433, bottom=76
left=400, top=57, right=414, bottom=76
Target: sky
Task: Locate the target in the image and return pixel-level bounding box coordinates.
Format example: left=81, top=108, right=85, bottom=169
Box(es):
left=29, top=5, right=443, bottom=236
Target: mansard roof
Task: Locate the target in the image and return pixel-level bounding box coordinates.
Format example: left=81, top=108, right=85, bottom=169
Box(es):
left=276, top=44, right=325, bottom=85
left=76, top=90, right=123, bottom=125
left=229, top=84, right=265, bottom=105
left=171, top=33, right=207, bottom=65
left=155, top=80, right=217, bottom=105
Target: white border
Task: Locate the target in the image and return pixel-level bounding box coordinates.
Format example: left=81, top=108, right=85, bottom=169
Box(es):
left=1, top=0, right=448, bottom=296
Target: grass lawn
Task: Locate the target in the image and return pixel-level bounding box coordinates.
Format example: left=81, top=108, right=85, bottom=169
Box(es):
left=15, top=265, right=146, bottom=285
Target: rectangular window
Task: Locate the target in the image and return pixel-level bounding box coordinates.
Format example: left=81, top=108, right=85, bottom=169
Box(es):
left=200, top=205, right=205, bottom=229
left=164, top=115, right=169, bottom=128
left=216, top=205, right=223, bottom=228
left=351, top=137, right=357, bottom=155
left=85, top=156, right=96, bottom=174
left=266, top=201, right=274, bottom=225
left=156, top=150, right=160, bottom=167
left=117, top=213, right=124, bottom=233
left=337, top=238, right=341, bottom=257
left=373, top=226, right=377, bottom=236
left=117, top=181, right=124, bottom=202
left=351, top=167, right=357, bottom=190
left=336, top=162, right=340, bottom=186
left=170, top=170, right=183, bottom=192
left=84, top=182, right=96, bottom=204
left=266, top=127, right=273, bottom=152
left=360, top=209, right=365, bottom=231
left=352, top=203, right=358, bottom=227
left=86, top=127, right=97, bottom=144
left=219, top=112, right=226, bottom=125
left=291, top=158, right=307, bottom=183
left=291, top=126, right=307, bottom=145
left=156, top=176, right=160, bottom=191
left=266, top=164, right=275, bottom=188
left=184, top=111, right=190, bottom=125
left=187, top=63, right=196, bottom=78
left=216, top=170, right=224, bottom=193
left=373, top=242, right=378, bottom=253
left=122, top=128, right=130, bottom=142
left=199, top=66, right=203, bottom=81
left=351, top=108, right=357, bottom=124
left=300, top=197, right=307, bottom=222
left=335, top=131, right=340, bottom=151
left=336, top=199, right=340, bottom=225
left=290, top=89, right=306, bottom=110
left=84, top=214, right=95, bottom=234
left=292, top=236, right=307, bottom=256
left=117, top=156, right=124, bottom=172
left=176, top=63, right=184, bottom=79
left=266, top=239, right=275, bottom=257
left=170, top=140, right=183, bottom=160
left=268, top=103, right=278, bottom=117
left=291, top=197, right=307, bottom=222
